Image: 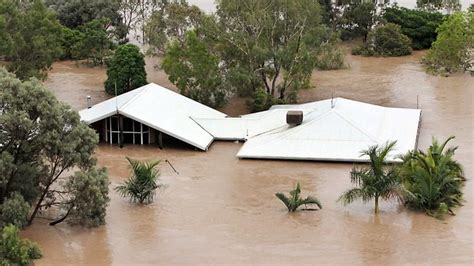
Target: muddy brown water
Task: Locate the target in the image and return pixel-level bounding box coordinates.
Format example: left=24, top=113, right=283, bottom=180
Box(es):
left=22, top=50, right=473, bottom=265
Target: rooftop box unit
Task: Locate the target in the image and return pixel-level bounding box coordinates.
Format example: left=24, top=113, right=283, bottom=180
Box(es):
left=286, top=110, right=303, bottom=126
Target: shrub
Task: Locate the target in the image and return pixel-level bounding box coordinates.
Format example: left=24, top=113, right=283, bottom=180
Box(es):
left=0, top=193, right=30, bottom=229
left=316, top=35, right=346, bottom=70
left=275, top=183, right=322, bottom=212
left=116, top=157, right=161, bottom=204
left=65, top=168, right=110, bottom=227
left=399, top=136, right=465, bottom=218
left=383, top=7, right=444, bottom=50
left=351, top=23, right=412, bottom=57
left=250, top=89, right=287, bottom=112
left=0, top=225, right=42, bottom=265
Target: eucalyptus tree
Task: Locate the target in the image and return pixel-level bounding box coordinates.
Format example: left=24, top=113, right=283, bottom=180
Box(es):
left=145, top=0, right=203, bottom=54
left=0, top=68, right=110, bottom=226
left=338, top=141, right=404, bottom=213
left=275, top=183, right=322, bottom=212
left=207, top=0, right=338, bottom=102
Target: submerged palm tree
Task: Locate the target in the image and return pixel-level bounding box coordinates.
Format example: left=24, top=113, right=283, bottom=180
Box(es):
left=275, top=183, right=322, bottom=212
left=338, top=141, right=404, bottom=213
left=115, top=157, right=161, bottom=204
left=399, top=136, right=465, bottom=218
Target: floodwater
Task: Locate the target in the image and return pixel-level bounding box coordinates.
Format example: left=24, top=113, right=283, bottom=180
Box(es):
left=22, top=50, right=473, bottom=265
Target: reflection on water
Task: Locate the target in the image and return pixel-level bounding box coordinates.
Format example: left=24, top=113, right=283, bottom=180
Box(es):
left=23, top=49, right=473, bottom=264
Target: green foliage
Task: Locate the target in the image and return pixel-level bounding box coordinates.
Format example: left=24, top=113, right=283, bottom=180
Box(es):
left=0, top=193, right=30, bottom=229
left=59, top=26, right=85, bottom=60
left=275, top=183, right=322, bottom=212
left=72, top=18, right=116, bottom=66
left=104, top=44, right=147, bottom=95
left=162, top=30, right=229, bottom=108
left=46, top=0, right=127, bottom=42
left=251, top=88, right=286, bottom=112
left=422, top=11, right=474, bottom=75
left=399, top=136, right=465, bottom=218
left=0, top=0, right=62, bottom=80
left=0, top=225, right=42, bottom=265
left=339, top=1, right=377, bottom=41
left=115, top=157, right=161, bottom=204
left=383, top=7, right=445, bottom=50
left=145, top=1, right=203, bottom=55
left=351, top=23, right=412, bottom=57
left=0, top=68, right=107, bottom=226
left=315, top=35, right=346, bottom=70
left=65, top=168, right=110, bottom=227
left=209, top=0, right=341, bottom=102
left=416, top=0, right=461, bottom=13
left=338, top=141, right=404, bottom=213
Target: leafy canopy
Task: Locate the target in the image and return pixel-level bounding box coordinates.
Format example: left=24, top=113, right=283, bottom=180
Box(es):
left=275, top=183, right=322, bottom=212
left=0, top=225, right=42, bottom=265
left=104, top=44, right=147, bottom=95
left=0, top=0, right=62, bottom=80
left=383, top=7, right=445, bottom=50
left=352, top=23, right=412, bottom=57
left=162, top=30, right=229, bottom=108
left=422, top=11, right=474, bottom=75
left=116, top=157, right=161, bottom=204
left=399, top=136, right=465, bottom=218
left=0, top=68, right=109, bottom=227
left=338, top=141, right=404, bottom=213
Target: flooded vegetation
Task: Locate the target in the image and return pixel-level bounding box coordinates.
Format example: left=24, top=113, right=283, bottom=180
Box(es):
left=22, top=50, right=473, bottom=264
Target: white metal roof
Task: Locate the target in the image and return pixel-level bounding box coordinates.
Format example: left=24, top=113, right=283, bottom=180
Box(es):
left=195, top=98, right=421, bottom=162
left=79, top=83, right=226, bottom=150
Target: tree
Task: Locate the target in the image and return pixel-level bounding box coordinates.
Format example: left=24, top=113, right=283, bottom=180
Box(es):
left=59, top=26, right=85, bottom=60
left=352, top=23, right=412, bottom=57
left=338, top=141, right=404, bottom=213
left=422, top=11, right=473, bottom=75
left=399, top=137, right=465, bottom=218
left=383, top=7, right=445, bottom=50
left=339, top=1, right=377, bottom=41
left=115, top=157, right=161, bottom=204
left=162, top=30, right=229, bottom=108
left=72, top=18, right=116, bottom=66
left=0, top=0, right=62, bottom=80
left=145, top=0, right=203, bottom=55
left=0, top=68, right=110, bottom=226
left=104, top=44, right=147, bottom=95
left=207, top=0, right=341, bottom=104
left=0, top=193, right=30, bottom=229
left=46, top=0, right=127, bottom=42
left=58, top=168, right=110, bottom=227
left=275, top=183, right=322, bottom=212
left=0, top=225, right=42, bottom=265
left=417, top=0, right=461, bottom=13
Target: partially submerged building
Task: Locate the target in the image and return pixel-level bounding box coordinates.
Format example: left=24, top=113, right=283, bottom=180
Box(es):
left=80, top=83, right=421, bottom=163
left=79, top=83, right=225, bottom=150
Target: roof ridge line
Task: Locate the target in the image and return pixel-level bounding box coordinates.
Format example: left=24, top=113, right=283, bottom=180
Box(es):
left=332, top=109, right=381, bottom=144
left=119, top=85, right=151, bottom=111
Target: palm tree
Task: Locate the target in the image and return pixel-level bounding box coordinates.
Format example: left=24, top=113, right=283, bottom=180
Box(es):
left=399, top=136, right=465, bottom=218
left=115, top=157, right=161, bottom=204
left=338, top=141, right=404, bottom=213
left=275, top=183, right=322, bottom=212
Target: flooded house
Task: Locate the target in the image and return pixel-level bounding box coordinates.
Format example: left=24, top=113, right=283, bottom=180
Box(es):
left=79, top=83, right=422, bottom=162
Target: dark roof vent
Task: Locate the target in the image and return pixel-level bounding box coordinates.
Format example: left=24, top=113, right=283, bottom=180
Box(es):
left=286, top=110, right=303, bottom=126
